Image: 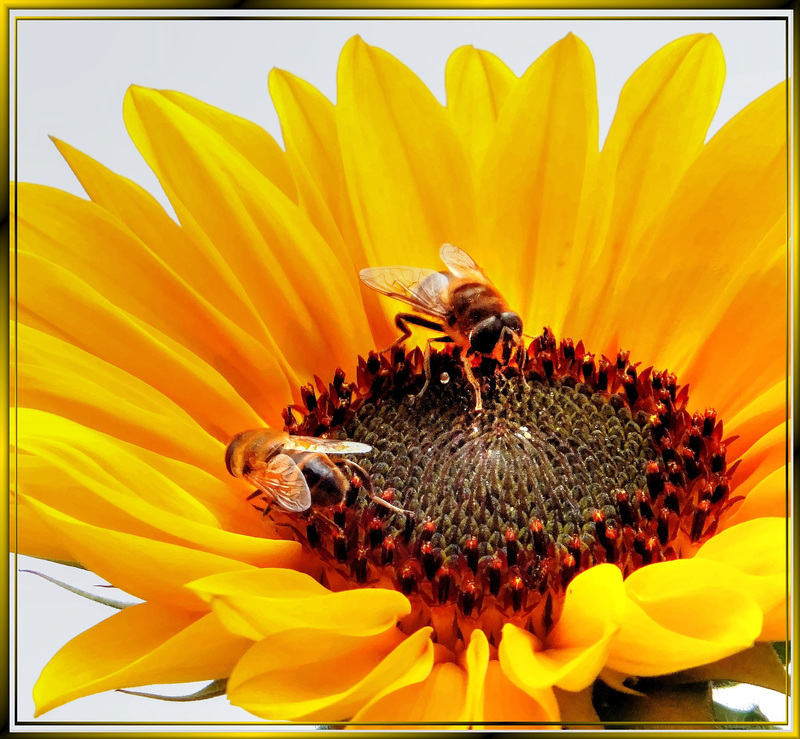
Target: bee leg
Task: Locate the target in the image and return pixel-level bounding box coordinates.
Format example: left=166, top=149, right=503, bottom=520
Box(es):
left=341, top=459, right=411, bottom=515
left=371, top=495, right=413, bottom=516
left=413, top=335, right=454, bottom=405
left=379, top=313, right=445, bottom=356
left=517, top=337, right=529, bottom=388
left=462, top=355, right=484, bottom=412
left=339, top=459, right=372, bottom=492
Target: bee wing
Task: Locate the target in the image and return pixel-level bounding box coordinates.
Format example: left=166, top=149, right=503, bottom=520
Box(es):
left=283, top=436, right=372, bottom=455
left=225, top=428, right=286, bottom=477
left=248, top=454, right=311, bottom=512
left=359, top=265, right=449, bottom=318
left=439, top=243, right=492, bottom=284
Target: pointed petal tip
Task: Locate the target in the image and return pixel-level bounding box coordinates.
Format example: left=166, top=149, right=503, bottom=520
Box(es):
left=344, top=33, right=367, bottom=53
left=48, top=134, right=66, bottom=152
left=125, top=84, right=162, bottom=105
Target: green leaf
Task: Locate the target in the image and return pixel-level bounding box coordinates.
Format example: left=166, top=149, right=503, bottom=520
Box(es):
left=713, top=701, right=778, bottom=729
left=118, top=679, right=227, bottom=702
left=594, top=680, right=716, bottom=728
left=21, top=569, right=133, bottom=609
left=771, top=641, right=789, bottom=665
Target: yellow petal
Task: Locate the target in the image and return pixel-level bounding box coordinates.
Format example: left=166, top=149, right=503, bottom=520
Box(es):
left=446, top=45, right=516, bottom=170
left=16, top=249, right=264, bottom=443
left=17, top=324, right=226, bottom=476
left=23, top=498, right=261, bottom=610
left=597, top=82, right=787, bottom=390
left=34, top=602, right=249, bottom=716
left=485, top=662, right=560, bottom=727
left=336, top=36, right=475, bottom=272
left=349, top=663, right=465, bottom=728
left=695, top=517, right=787, bottom=640
left=477, top=33, right=598, bottom=331
left=186, top=568, right=410, bottom=640
left=677, top=239, right=787, bottom=422
left=500, top=564, right=624, bottom=692
left=267, top=68, right=394, bottom=349
left=463, top=628, right=490, bottom=724
left=16, top=408, right=271, bottom=539
left=17, top=180, right=296, bottom=426
left=726, top=380, right=787, bottom=468
left=729, top=422, right=787, bottom=501
left=50, top=137, right=278, bottom=343
left=607, top=558, right=763, bottom=676
left=267, top=69, right=359, bottom=258
left=577, top=34, right=725, bottom=338
left=553, top=685, right=599, bottom=726
left=156, top=88, right=297, bottom=200
left=228, top=626, right=433, bottom=722
left=9, top=488, right=74, bottom=562
left=723, top=468, right=787, bottom=529
left=123, top=85, right=371, bottom=381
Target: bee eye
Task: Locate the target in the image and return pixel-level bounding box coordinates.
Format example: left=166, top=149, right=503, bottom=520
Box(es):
left=501, top=312, right=523, bottom=334
left=470, top=317, right=502, bottom=354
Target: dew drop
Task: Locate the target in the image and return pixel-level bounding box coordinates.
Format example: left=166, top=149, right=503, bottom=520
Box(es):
left=439, top=372, right=450, bottom=384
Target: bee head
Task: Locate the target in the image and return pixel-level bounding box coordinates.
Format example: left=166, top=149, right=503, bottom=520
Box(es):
left=500, top=312, right=524, bottom=362
left=469, top=316, right=503, bottom=354
left=500, top=311, right=523, bottom=335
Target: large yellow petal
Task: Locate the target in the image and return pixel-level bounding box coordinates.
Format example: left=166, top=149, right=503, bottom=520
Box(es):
left=477, top=33, right=598, bottom=331
left=574, top=34, right=724, bottom=342
left=267, top=69, right=358, bottom=258
left=228, top=626, right=433, bottom=722
left=15, top=183, right=294, bottom=420
left=723, top=468, right=788, bottom=529
left=500, top=564, right=624, bottom=692
left=33, top=602, right=250, bottom=716
left=445, top=46, right=516, bottom=171
left=461, top=628, right=489, bottom=724
left=16, top=249, right=263, bottom=443
left=17, top=428, right=298, bottom=566
left=677, top=239, right=787, bottom=421
left=694, top=517, right=787, bottom=640
left=484, top=662, right=560, bottom=727
left=267, top=68, right=393, bottom=348
left=123, top=85, right=372, bottom=380
left=337, top=36, right=475, bottom=273
left=156, top=88, right=297, bottom=201
left=9, top=487, right=74, bottom=562
left=50, top=137, right=279, bottom=344
left=607, top=558, right=763, bottom=676
left=186, top=568, right=410, bottom=640
left=23, top=498, right=262, bottom=611
left=729, top=422, right=787, bottom=501
left=16, top=408, right=268, bottom=538
left=597, top=82, right=787, bottom=396
left=17, top=324, right=225, bottom=478
left=726, top=380, right=787, bottom=468
left=350, top=663, right=467, bottom=728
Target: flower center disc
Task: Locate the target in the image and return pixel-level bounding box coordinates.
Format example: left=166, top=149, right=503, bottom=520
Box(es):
left=275, top=328, right=736, bottom=637
left=350, top=372, right=654, bottom=566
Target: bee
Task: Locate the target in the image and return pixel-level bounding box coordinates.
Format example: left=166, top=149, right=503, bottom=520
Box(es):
left=359, top=243, right=525, bottom=411
left=225, top=428, right=406, bottom=515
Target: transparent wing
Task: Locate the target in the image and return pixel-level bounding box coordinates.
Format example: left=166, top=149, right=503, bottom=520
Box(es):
left=359, top=265, right=450, bottom=318
left=283, top=436, right=372, bottom=455
left=247, top=453, right=311, bottom=512
left=439, top=243, right=491, bottom=283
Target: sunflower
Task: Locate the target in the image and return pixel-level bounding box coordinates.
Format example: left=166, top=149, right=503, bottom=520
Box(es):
left=11, top=32, right=788, bottom=727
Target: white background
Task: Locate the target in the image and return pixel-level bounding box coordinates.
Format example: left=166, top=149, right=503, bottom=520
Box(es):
left=9, top=10, right=791, bottom=728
